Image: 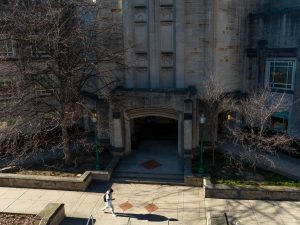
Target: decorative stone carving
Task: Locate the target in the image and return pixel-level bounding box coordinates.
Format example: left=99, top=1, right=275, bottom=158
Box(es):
left=161, top=54, right=174, bottom=67
left=160, top=6, right=173, bottom=21
left=134, top=0, right=147, bottom=7
left=136, top=54, right=148, bottom=68
left=160, top=0, right=173, bottom=6
left=134, top=8, right=148, bottom=22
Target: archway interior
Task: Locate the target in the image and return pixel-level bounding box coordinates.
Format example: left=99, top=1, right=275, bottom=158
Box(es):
left=113, top=115, right=183, bottom=181
left=131, top=116, right=178, bottom=150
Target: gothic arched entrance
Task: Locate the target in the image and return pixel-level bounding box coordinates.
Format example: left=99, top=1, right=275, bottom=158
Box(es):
left=124, top=108, right=183, bottom=156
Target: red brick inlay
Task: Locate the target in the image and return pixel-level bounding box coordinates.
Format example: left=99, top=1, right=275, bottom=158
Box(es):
left=119, top=202, right=133, bottom=212
left=144, top=203, right=158, bottom=213
left=141, top=160, right=162, bottom=170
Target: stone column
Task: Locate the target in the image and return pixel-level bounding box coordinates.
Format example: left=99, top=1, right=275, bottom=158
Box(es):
left=122, top=0, right=135, bottom=88
left=289, top=40, right=300, bottom=137
left=124, top=117, right=131, bottom=155
left=257, top=40, right=268, bottom=88
left=178, top=113, right=183, bottom=156
left=149, top=0, right=159, bottom=89
left=111, top=112, right=124, bottom=156
left=183, top=99, right=193, bottom=158
left=175, top=0, right=185, bottom=88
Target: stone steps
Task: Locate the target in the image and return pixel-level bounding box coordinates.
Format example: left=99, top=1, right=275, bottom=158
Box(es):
left=111, top=177, right=185, bottom=186
left=112, top=171, right=184, bottom=185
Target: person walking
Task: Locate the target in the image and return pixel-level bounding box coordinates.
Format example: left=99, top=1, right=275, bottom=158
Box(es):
left=102, top=188, right=116, bottom=216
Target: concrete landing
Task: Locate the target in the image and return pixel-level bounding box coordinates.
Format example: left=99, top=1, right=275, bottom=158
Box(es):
left=113, top=140, right=184, bottom=184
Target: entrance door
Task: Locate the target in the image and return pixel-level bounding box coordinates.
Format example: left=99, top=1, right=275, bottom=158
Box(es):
left=126, top=116, right=181, bottom=155
left=133, top=116, right=177, bottom=145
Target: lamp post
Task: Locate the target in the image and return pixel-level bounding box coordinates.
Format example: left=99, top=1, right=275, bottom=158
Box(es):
left=199, top=113, right=206, bottom=175
left=92, top=113, right=101, bottom=171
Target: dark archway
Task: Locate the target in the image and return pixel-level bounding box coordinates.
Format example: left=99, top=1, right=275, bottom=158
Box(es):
left=132, top=116, right=178, bottom=149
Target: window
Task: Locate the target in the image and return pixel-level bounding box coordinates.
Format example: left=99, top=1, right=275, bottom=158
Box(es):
left=265, top=59, right=296, bottom=91
left=33, top=74, right=55, bottom=97
left=0, top=39, right=15, bottom=58
left=0, top=79, right=13, bottom=99
left=271, top=111, right=289, bottom=132
left=31, top=36, right=53, bottom=57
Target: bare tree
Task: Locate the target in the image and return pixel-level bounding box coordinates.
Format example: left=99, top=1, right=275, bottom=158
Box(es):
left=225, top=89, right=295, bottom=173
left=198, top=74, right=231, bottom=165
left=0, top=0, right=123, bottom=166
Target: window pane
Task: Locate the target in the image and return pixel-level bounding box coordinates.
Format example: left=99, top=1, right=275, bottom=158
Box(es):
left=0, top=40, right=7, bottom=53
left=275, top=62, right=289, bottom=67
left=287, top=67, right=293, bottom=85
left=273, top=66, right=287, bottom=84
left=6, top=40, right=12, bottom=52
left=273, top=83, right=286, bottom=88
left=269, top=66, right=275, bottom=82
left=267, top=59, right=296, bottom=91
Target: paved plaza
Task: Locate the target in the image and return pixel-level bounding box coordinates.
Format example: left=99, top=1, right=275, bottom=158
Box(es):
left=0, top=183, right=206, bottom=225
left=0, top=183, right=300, bottom=225
left=206, top=198, right=300, bottom=225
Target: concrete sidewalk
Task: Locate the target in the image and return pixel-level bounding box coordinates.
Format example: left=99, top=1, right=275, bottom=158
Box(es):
left=205, top=198, right=300, bottom=225
left=0, top=183, right=206, bottom=225
left=219, top=143, right=300, bottom=180
left=0, top=182, right=300, bottom=224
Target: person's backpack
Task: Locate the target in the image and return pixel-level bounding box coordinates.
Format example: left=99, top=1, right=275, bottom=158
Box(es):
left=103, top=193, right=110, bottom=202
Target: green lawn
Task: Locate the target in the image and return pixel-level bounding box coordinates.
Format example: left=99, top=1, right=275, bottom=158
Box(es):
left=192, top=151, right=300, bottom=187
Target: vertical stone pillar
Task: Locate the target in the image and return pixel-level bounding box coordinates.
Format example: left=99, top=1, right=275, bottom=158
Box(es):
left=149, top=0, right=159, bottom=89
left=122, top=1, right=134, bottom=88
left=111, top=112, right=124, bottom=156
left=124, top=117, right=131, bottom=155
left=178, top=113, right=183, bottom=156
left=289, top=40, right=300, bottom=137
left=183, top=99, right=193, bottom=158
left=175, top=0, right=185, bottom=88
left=257, top=40, right=268, bottom=87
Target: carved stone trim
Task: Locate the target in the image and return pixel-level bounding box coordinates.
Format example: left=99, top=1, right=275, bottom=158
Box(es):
left=160, top=6, right=174, bottom=22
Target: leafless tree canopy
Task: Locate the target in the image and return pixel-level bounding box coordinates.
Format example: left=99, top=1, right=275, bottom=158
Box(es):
left=198, top=73, right=232, bottom=165
left=0, top=0, right=123, bottom=165
left=225, top=89, right=295, bottom=172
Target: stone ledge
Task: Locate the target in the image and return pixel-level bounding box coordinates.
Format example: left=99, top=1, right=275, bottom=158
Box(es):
left=204, top=177, right=300, bottom=201
left=0, top=157, right=121, bottom=191
left=35, top=203, right=65, bottom=225
left=184, top=175, right=204, bottom=187
left=0, top=171, right=92, bottom=191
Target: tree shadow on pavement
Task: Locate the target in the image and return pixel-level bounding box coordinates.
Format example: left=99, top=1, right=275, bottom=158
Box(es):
left=114, top=212, right=178, bottom=222
left=86, top=181, right=112, bottom=193
left=60, top=217, right=96, bottom=225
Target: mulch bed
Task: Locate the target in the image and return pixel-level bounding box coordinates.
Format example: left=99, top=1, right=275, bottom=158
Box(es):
left=0, top=213, right=38, bottom=225
left=4, top=148, right=113, bottom=177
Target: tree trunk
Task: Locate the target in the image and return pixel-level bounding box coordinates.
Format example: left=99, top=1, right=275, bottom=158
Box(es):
left=62, top=124, right=72, bottom=166
left=211, top=105, right=218, bottom=166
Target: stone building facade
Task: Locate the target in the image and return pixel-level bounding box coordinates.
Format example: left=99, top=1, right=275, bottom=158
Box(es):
left=90, top=0, right=300, bottom=158
left=1, top=0, right=300, bottom=158
left=245, top=0, right=300, bottom=136
left=91, top=0, right=252, bottom=157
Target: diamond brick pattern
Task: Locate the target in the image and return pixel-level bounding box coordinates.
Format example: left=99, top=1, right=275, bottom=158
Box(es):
left=119, top=202, right=133, bottom=212
left=144, top=203, right=159, bottom=213
left=141, top=160, right=162, bottom=170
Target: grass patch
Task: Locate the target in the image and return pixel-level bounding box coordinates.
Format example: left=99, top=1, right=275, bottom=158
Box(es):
left=192, top=151, right=300, bottom=187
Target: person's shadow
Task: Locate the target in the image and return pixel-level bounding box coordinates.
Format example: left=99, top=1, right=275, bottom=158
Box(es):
left=106, top=212, right=178, bottom=222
